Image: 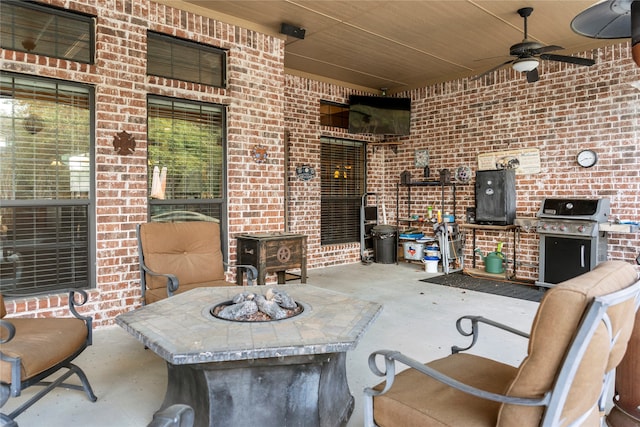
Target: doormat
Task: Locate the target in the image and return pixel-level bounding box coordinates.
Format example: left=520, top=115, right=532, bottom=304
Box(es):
left=420, top=273, right=545, bottom=302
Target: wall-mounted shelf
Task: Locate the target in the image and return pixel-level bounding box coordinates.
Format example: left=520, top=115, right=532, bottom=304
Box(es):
left=599, top=222, right=639, bottom=233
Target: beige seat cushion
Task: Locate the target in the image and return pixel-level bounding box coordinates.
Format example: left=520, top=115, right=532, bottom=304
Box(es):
left=371, top=261, right=638, bottom=427
left=0, top=317, right=88, bottom=384
left=498, top=260, right=638, bottom=427
left=139, top=222, right=232, bottom=303
left=373, top=353, right=518, bottom=427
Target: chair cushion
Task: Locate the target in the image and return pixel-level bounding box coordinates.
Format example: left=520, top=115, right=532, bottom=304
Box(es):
left=498, top=260, right=638, bottom=427
left=0, top=317, right=88, bottom=384
left=373, top=353, right=518, bottom=427
left=139, top=222, right=226, bottom=291
left=144, top=279, right=231, bottom=304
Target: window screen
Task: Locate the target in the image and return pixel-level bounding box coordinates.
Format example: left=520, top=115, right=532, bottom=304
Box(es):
left=0, top=0, right=94, bottom=64
left=320, top=137, right=365, bottom=245
left=147, top=96, right=226, bottom=223
left=0, top=73, right=93, bottom=296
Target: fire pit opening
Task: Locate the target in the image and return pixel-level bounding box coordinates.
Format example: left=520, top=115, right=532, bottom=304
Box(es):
left=211, top=288, right=303, bottom=322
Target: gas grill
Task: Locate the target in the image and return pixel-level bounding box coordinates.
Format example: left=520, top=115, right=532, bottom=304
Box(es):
left=535, top=198, right=610, bottom=288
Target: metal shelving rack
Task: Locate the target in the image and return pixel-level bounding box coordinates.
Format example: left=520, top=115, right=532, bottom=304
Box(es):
left=395, top=180, right=463, bottom=273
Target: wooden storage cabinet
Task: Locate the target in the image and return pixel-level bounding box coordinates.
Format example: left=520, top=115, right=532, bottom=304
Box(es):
left=236, top=233, right=307, bottom=285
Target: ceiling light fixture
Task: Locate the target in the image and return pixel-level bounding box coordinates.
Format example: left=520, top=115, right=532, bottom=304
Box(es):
left=512, top=57, right=539, bottom=72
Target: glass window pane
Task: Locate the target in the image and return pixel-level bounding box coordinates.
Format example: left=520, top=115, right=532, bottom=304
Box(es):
left=1, top=75, right=91, bottom=200
left=0, top=73, right=93, bottom=296
left=320, top=137, right=365, bottom=245
left=147, top=96, right=225, bottom=223
left=0, top=1, right=94, bottom=64
left=147, top=32, right=226, bottom=88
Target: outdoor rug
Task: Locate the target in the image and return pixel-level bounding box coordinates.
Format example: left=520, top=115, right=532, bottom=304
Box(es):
left=420, top=272, right=546, bottom=302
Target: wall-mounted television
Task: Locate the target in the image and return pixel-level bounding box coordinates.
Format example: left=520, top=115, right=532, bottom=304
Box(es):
left=348, top=95, right=411, bottom=135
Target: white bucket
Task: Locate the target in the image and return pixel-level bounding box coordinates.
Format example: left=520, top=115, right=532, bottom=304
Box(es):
left=425, top=246, right=440, bottom=258
left=423, top=256, right=439, bottom=273
left=403, top=241, right=425, bottom=260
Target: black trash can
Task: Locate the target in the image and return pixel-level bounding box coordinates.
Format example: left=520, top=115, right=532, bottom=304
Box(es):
left=371, top=225, right=397, bottom=264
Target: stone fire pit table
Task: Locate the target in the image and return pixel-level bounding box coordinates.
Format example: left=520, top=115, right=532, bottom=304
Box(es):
left=116, top=285, right=382, bottom=427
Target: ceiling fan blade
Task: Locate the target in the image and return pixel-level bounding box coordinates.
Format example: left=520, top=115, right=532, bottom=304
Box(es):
left=539, top=53, right=595, bottom=66
left=532, top=44, right=563, bottom=55
left=470, top=59, right=515, bottom=81
left=526, top=68, right=539, bottom=83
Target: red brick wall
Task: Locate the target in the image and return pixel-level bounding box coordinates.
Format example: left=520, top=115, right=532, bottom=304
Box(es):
left=2, top=0, right=286, bottom=325
left=2, top=1, right=638, bottom=325
left=390, top=43, right=640, bottom=280
left=285, top=44, right=639, bottom=282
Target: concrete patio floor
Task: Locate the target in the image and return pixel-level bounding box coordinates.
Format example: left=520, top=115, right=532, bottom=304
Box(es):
left=4, top=261, right=540, bottom=426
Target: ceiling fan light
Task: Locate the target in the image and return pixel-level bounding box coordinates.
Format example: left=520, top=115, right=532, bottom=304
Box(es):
left=512, top=58, right=539, bottom=72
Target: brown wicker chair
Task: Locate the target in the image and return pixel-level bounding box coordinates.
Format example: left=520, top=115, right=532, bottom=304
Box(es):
left=0, top=291, right=96, bottom=426
left=137, top=221, right=258, bottom=305
left=364, top=260, right=640, bottom=427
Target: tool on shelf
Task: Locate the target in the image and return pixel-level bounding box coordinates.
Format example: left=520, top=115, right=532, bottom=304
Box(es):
left=360, top=192, right=378, bottom=264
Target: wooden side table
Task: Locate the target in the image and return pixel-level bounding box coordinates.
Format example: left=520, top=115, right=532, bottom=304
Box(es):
left=236, top=233, right=307, bottom=285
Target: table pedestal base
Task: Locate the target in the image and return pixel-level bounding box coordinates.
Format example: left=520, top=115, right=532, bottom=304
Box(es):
left=161, top=352, right=354, bottom=427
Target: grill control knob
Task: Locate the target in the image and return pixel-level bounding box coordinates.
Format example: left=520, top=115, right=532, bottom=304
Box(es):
left=542, top=223, right=549, bottom=230
left=578, top=225, right=586, bottom=233
left=552, top=225, right=558, bottom=231
left=559, top=224, right=567, bottom=232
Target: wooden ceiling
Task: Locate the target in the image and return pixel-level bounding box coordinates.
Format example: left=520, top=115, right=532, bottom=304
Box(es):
left=165, top=1, right=623, bottom=92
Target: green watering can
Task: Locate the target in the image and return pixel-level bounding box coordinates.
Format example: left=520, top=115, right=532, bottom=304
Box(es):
left=474, top=242, right=505, bottom=274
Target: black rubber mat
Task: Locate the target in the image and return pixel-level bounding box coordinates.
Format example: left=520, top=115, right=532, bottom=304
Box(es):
left=420, top=272, right=545, bottom=302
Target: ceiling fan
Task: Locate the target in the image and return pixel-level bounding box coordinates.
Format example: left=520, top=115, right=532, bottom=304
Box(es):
left=473, top=7, right=596, bottom=83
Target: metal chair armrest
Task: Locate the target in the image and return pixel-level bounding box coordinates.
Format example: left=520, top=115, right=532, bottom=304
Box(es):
left=148, top=404, right=194, bottom=427
left=68, top=289, right=93, bottom=345
left=237, top=264, right=258, bottom=286
left=223, top=262, right=259, bottom=286
left=0, top=319, right=16, bottom=345
left=364, top=349, right=548, bottom=406
left=140, top=263, right=179, bottom=296
left=451, top=315, right=530, bottom=354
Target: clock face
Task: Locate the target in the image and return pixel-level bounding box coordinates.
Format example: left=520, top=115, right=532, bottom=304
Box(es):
left=576, top=149, right=597, bottom=168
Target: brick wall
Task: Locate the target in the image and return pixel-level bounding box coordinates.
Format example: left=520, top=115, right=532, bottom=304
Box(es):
left=2, top=1, right=638, bottom=325
left=2, top=0, right=286, bottom=325
left=389, top=43, right=640, bottom=279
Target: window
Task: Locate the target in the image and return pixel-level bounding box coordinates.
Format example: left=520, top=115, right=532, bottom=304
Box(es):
left=147, top=32, right=226, bottom=87
left=320, top=101, right=349, bottom=129
left=0, top=73, right=94, bottom=296
left=320, top=137, right=366, bottom=245
left=147, top=96, right=226, bottom=224
left=0, top=0, right=94, bottom=64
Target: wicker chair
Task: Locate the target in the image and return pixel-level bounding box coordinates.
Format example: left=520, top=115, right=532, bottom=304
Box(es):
left=0, top=291, right=96, bottom=426
left=364, top=260, right=640, bottom=427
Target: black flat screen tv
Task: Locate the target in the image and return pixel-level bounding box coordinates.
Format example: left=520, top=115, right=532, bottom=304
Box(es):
left=348, top=95, right=411, bottom=135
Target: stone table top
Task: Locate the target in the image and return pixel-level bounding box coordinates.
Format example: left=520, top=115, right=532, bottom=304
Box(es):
left=116, top=285, right=382, bottom=365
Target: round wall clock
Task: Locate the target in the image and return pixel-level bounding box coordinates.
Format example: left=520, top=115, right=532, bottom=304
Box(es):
left=576, top=149, right=598, bottom=168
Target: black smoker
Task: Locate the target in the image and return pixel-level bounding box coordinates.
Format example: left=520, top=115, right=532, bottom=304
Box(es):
left=535, top=198, right=610, bottom=288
